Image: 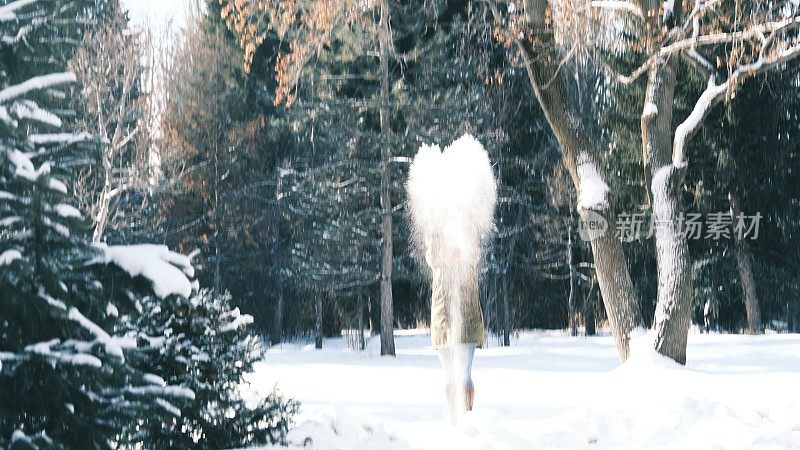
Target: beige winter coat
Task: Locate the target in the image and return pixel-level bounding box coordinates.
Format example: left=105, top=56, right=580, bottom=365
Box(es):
left=429, top=266, right=485, bottom=349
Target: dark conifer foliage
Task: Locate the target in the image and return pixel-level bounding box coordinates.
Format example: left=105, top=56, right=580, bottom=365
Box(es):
left=0, top=2, right=183, bottom=447
left=1, top=2, right=297, bottom=448
left=126, top=289, right=298, bottom=449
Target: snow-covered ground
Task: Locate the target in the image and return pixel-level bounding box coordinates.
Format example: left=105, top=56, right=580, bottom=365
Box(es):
left=242, top=330, right=800, bottom=450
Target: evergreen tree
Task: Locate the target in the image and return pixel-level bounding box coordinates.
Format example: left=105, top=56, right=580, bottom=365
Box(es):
left=158, top=7, right=297, bottom=337
left=127, top=288, right=298, bottom=449
left=1, top=3, right=296, bottom=448
left=0, top=2, right=191, bottom=447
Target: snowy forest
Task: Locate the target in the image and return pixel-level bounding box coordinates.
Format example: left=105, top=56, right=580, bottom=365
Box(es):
left=1, top=0, right=800, bottom=448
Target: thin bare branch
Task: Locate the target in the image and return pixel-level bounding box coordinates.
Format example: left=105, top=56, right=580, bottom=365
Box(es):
left=589, top=1, right=644, bottom=19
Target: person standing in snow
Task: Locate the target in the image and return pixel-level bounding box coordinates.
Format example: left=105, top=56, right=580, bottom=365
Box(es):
left=406, top=134, right=497, bottom=419
left=424, top=230, right=485, bottom=415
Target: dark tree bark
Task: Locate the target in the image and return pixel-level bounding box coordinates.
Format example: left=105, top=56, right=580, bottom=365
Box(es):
left=637, top=0, right=703, bottom=364
left=641, top=59, right=694, bottom=365
left=729, top=191, right=764, bottom=334
left=357, top=282, right=366, bottom=350
left=378, top=0, right=395, bottom=356
left=315, top=291, right=323, bottom=349
left=567, top=223, right=578, bottom=337
left=271, top=275, right=284, bottom=345
left=502, top=276, right=511, bottom=346
left=213, top=142, right=223, bottom=294
left=368, top=293, right=375, bottom=333
left=483, top=254, right=495, bottom=343
left=584, top=275, right=597, bottom=336
left=505, top=0, right=645, bottom=360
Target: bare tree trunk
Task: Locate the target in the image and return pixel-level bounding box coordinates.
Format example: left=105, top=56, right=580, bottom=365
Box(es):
left=584, top=275, right=597, bottom=336
left=368, top=293, right=375, bottom=334
left=567, top=223, right=578, bottom=336
left=315, top=291, right=323, bottom=349
left=483, top=254, right=495, bottom=341
left=271, top=275, right=284, bottom=345
left=214, top=245, right=222, bottom=294
left=583, top=210, right=644, bottom=359
left=92, top=150, right=114, bottom=243
left=76, top=23, right=139, bottom=244
left=357, top=282, right=366, bottom=350
left=91, top=85, right=131, bottom=243
left=641, top=59, right=694, bottom=365
left=729, top=191, right=764, bottom=334
left=213, top=141, right=223, bottom=294
left=378, top=0, right=395, bottom=356
left=511, top=0, right=644, bottom=360
left=502, top=275, right=511, bottom=346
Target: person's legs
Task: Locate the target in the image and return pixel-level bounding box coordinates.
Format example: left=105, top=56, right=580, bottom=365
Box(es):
left=459, top=344, right=476, bottom=410
left=438, top=343, right=477, bottom=415
left=438, top=347, right=457, bottom=420
left=438, top=346, right=453, bottom=379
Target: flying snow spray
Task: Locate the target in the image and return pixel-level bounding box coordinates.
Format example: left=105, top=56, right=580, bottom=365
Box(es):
left=406, top=134, right=497, bottom=422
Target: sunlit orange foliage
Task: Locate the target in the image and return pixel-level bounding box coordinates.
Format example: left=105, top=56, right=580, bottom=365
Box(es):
left=220, top=0, right=367, bottom=107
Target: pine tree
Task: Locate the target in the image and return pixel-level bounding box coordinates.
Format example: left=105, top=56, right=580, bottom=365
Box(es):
left=1, top=3, right=297, bottom=448
left=125, top=288, right=298, bottom=449
left=0, top=2, right=192, bottom=447
left=158, top=8, right=294, bottom=337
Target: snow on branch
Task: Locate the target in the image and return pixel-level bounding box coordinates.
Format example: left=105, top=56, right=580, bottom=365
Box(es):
left=219, top=308, right=254, bottom=333
left=28, top=132, right=94, bottom=146
left=642, top=102, right=658, bottom=118
left=66, top=307, right=133, bottom=360
left=155, top=398, right=182, bottom=417
left=8, top=150, right=36, bottom=180
left=0, top=249, right=22, bottom=267
left=53, top=203, right=82, bottom=219
left=125, top=384, right=196, bottom=401
left=576, top=153, right=610, bottom=211
left=673, top=39, right=800, bottom=167
left=48, top=178, right=67, bottom=194
left=93, top=244, right=197, bottom=299
left=10, top=100, right=61, bottom=127
left=7, top=150, right=65, bottom=190
left=0, top=72, right=76, bottom=104
left=24, top=339, right=103, bottom=368
left=590, top=1, right=643, bottom=19
left=672, top=77, right=726, bottom=167
left=0, top=0, right=38, bottom=22
left=662, top=0, right=675, bottom=26
left=682, top=0, right=719, bottom=80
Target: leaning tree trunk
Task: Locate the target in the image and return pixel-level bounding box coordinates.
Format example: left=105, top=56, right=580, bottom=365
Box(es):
left=582, top=208, right=644, bottom=359
left=729, top=191, right=764, bottom=334
left=377, top=0, right=395, bottom=356
left=641, top=58, right=694, bottom=365
left=513, top=0, right=644, bottom=360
